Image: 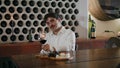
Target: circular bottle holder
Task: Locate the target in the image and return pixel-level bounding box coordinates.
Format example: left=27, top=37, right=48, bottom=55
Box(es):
left=0, top=0, right=80, bottom=43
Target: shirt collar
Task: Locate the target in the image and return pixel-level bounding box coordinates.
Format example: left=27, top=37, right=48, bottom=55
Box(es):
left=51, top=27, right=65, bottom=35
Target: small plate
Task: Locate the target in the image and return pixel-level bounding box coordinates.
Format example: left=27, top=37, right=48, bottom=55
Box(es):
left=49, top=57, right=70, bottom=61
left=35, top=55, right=49, bottom=59
left=35, top=55, right=69, bottom=60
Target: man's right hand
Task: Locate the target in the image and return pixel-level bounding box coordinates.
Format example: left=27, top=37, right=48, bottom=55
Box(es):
left=42, top=44, right=50, bottom=51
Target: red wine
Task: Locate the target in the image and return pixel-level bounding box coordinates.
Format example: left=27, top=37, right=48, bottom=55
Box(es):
left=40, top=39, right=47, bottom=44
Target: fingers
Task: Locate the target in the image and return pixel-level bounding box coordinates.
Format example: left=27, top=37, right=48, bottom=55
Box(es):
left=42, top=44, right=50, bottom=51
left=52, top=47, right=56, bottom=51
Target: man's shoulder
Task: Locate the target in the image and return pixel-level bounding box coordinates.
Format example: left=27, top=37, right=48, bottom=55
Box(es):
left=64, top=28, right=75, bottom=35
left=65, top=28, right=74, bottom=33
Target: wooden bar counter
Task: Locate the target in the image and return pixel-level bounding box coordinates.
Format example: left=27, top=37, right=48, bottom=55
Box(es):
left=0, top=38, right=119, bottom=68
left=11, top=48, right=120, bottom=68
left=0, top=41, right=42, bottom=57
left=0, top=38, right=108, bottom=57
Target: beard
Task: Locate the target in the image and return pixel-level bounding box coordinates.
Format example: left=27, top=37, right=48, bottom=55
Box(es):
left=50, top=22, right=62, bottom=31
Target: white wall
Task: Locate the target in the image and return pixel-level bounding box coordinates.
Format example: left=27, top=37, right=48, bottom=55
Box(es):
left=76, top=0, right=88, bottom=39
left=91, top=15, right=120, bottom=38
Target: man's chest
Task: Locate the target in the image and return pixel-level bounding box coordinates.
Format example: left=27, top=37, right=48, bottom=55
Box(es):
left=48, top=34, right=68, bottom=45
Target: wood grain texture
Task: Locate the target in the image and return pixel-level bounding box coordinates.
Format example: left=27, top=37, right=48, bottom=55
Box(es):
left=0, top=41, right=42, bottom=57
left=12, top=48, right=120, bottom=68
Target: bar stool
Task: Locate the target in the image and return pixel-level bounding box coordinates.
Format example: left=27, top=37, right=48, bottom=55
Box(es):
left=105, top=37, right=120, bottom=48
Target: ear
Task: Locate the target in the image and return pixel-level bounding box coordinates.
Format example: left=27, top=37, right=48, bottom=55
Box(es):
left=58, top=18, right=62, bottom=22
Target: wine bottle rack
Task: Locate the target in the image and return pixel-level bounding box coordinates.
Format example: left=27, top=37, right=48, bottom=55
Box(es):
left=0, top=0, right=80, bottom=43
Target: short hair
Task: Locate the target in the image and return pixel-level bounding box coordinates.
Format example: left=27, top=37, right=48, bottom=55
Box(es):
left=44, top=12, right=60, bottom=22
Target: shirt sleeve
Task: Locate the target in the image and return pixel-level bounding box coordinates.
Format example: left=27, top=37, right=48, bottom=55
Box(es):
left=67, top=30, right=76, bottom=51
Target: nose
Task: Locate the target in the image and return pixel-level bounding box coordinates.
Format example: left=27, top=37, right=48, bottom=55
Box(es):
left=46, top=22, right=53, bottom=26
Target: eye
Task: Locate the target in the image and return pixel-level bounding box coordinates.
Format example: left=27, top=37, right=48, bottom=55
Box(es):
left=46, top=19, right=56, bottom=25
left=50, top=19, right=55, bottom=22
left=46, top=22, right=50, bottom=25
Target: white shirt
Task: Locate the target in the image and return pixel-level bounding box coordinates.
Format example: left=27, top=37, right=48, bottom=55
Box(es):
left=40, top=27, right=76, bottom=54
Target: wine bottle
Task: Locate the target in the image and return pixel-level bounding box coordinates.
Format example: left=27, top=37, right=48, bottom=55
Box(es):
left=18, top=20, right=23, bottom=27
left=9, top=6, right=15, bottom=13
left=28, top=29, right=33, bottom=42
left=22, top=28, right=27, bottom=34
left=1, top=35, right=8, bottom=42
left=10, top=35, right=16, bottom=42
left=88, top=15, right=92, bottom=39
left=6, top=28, right=12, bottom=34
left=4, top=0, right=10, bottom=6
left=1, top=21, right=7, bottom=27
left=18, top=35, right=24, bottom=41
left=1, top=6, right=6, bottom=13
left=5, top=14, right=11, bottom=20
left=17, top=7, right=23, bottom=13
left=90, top=20, right=96, bottom=39
left=13, top=0, right=19, bottom=6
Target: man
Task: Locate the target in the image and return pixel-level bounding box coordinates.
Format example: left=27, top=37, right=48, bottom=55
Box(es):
left=40, top=12, right=76, bottom=54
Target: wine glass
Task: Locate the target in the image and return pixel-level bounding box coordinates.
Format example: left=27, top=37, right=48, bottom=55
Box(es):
left=40, top=39, right=47, bottom=44
left=38, top=30, right=47, bottom=44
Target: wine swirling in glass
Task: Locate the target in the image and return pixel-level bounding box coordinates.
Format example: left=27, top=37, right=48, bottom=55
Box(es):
left=38, top=30, right=47, bottom=44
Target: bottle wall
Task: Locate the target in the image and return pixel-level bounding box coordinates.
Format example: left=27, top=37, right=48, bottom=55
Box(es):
left=0, top=0, right=88, bottom=43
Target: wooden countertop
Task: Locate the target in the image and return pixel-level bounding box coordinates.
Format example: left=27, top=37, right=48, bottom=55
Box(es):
left=0, top=41, right=42, bottom=57
left=12, top=48, right=120, bottom=68
left=0, top=38, right=109, bottom=57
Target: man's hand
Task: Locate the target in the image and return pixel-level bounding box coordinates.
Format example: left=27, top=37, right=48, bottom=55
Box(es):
left=42, top=44, right=50, bottom=51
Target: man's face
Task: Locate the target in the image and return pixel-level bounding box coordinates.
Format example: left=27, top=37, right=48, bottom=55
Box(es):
left=46, top=17, right=60, bottom=31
